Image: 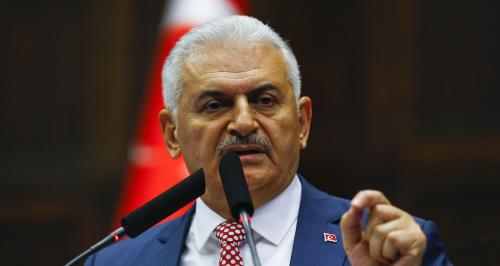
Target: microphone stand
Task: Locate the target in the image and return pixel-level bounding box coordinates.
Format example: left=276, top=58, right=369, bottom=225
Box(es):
left=239, top=210, right=261, bottom=266
left=64, top=227, right=125, bottom=266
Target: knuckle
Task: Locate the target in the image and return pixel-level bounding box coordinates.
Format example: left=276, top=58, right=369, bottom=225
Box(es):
left=363, top=189, right=379, bottom=197
left=371, top=204, right=382, bottom=214
left=399, top=209, right=411, bottom=218
left=386, top=231, right=399, bottom=244
left=415, top=229, right=426, bottom=244
left=370, top=189, right=383, bottom=197
left=373, top=225, right=385, bottom=238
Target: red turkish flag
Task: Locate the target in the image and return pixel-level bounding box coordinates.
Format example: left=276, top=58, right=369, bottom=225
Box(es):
left=113, top=0, right=249, bottom=227
left=324, top=233, right=338, bottom=243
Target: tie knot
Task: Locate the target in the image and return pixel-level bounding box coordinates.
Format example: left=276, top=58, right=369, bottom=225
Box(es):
left=214, top=221, right=246, bottom=246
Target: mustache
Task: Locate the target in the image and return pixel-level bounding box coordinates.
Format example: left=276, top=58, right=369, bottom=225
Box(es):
left=216, top=134, right=271, bottom=155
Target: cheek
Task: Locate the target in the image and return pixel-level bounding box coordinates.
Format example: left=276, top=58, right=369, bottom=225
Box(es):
left=267, top=113, right=300, bottom=149
left=180, top=120, right=228, bottom=193
left=178, top=120, right=226, bottom=163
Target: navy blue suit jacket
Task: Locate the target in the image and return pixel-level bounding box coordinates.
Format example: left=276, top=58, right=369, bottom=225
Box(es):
left=86, top=176, right=451, bottom=265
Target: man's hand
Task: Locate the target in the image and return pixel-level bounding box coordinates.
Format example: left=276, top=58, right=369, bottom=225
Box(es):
left=340, top=190, right=426, bottom=266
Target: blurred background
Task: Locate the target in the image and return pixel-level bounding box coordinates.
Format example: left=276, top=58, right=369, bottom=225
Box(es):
left=1, top=0, right=499, bottom=265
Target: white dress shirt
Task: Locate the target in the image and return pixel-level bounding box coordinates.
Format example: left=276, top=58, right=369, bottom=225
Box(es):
left=180, top=175, right=302, bottom=266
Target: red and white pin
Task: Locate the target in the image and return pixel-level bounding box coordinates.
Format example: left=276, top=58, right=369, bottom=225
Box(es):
left=323, top=232, right=338, bottom=243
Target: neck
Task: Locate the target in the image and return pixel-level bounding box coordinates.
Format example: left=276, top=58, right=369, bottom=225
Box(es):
left=200, top=176, right=295, bottom=221
left=200, top=193, right=233, bottom=220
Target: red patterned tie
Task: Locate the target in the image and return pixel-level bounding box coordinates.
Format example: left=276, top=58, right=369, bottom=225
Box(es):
left=214, top=221, right=246, bottom=266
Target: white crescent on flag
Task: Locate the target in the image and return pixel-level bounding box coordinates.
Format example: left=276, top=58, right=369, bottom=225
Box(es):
left=164, top=0, right=238, bottom=27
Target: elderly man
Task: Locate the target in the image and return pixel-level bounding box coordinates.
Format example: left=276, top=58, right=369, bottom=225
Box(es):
left=86, top=16, right=451, bottom=265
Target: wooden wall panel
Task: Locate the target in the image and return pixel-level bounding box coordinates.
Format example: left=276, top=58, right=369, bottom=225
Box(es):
left=0, top=0, right=164, bottom=264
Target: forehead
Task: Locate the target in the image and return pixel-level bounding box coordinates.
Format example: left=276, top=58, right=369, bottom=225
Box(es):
left=180, top=42, right=289, bottom=92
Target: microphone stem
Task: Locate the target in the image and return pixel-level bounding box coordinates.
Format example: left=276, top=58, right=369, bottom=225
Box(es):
left=239, top=210, right=261, bottom=266
left=64, top=227, right=125, bottom=266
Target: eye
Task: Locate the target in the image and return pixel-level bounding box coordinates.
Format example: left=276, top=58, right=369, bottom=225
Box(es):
left=205, top=101, right=222, bottom=111
left=255, top=95, right=275, bottom=106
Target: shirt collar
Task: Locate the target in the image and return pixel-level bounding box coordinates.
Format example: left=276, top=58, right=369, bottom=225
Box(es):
left=251, top=175, right=302, bottom=245
left=191, top=197, right=226, bottom=251
left=190, top=175, right=302, bottom=250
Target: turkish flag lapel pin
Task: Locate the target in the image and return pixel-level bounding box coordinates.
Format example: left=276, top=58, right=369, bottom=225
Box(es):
left=323, top=232, right=338, bottom=243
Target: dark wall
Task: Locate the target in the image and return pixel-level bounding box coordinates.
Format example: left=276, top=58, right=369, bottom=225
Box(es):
left=1, top=0, right=499, bottom=265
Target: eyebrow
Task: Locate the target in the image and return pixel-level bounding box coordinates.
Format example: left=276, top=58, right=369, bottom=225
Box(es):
left=248, top=84, right=280, bottom=98
left=196, top=84, right=280, bottom=102
left=196, top=90, right=226, bottom=102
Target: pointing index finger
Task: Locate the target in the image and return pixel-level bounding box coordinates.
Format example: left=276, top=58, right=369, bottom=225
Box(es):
left=340, top=206, right=364, bottom=249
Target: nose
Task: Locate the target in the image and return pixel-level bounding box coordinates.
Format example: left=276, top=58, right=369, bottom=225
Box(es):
left=227, top=96, right=258, bottom=137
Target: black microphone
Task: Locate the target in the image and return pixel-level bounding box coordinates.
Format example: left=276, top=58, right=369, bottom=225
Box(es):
left=65, top=168, right=205, bottom=266
left=219, top=152, right=254, bottom=220
left=122, top=168, right=205, bottom=237
left=219, top=152, right=261, bottom=266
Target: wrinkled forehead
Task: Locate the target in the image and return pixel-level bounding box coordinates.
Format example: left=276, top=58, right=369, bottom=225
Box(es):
left=184, top=41, right=285, bottom=74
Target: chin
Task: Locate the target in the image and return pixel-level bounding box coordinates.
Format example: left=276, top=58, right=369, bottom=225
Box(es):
left=244, top=170, right=276, bottom=190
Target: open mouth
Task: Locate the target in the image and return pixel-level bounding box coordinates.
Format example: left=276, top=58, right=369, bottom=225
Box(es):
left=234, top=150, right=262, bottom=156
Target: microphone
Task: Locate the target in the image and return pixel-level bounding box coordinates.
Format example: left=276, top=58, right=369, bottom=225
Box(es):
left=219, top=152, right=261, bottom=266
left=65, top=168, right=205, bottom=266
left=121, top=168, right=205, bottom=237
left=219, top=152, right=254, bottom=219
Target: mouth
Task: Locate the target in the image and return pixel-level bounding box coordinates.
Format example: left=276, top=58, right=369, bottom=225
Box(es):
left=235, top=150, right=261, bottom=156
left=223, top=145, right=266, bottom=157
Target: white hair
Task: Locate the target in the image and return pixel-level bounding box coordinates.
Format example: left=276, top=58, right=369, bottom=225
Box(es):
left=161, top=15, right=301, bottom=120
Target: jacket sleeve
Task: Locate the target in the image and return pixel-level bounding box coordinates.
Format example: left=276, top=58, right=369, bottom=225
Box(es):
left=421, top=220, right=453, bottom=266
left=83, top=254, right=96, bottom=266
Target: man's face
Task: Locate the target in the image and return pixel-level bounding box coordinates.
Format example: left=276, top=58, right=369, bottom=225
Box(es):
left=160, top=42, right=311, bottom=211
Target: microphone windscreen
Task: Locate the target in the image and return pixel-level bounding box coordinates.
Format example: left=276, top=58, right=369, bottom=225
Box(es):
left=121, top=168, right=205, bottom=238
left=219, top=152, right=254, bottom=220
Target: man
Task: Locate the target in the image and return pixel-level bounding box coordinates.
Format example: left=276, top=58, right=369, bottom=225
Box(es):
left=86, top=16, right=451, bottom=265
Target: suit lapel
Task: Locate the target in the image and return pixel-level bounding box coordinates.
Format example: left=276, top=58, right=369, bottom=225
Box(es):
left=140, top=207, right=195, bottom=266
left=290, top=176, right=349, bottom=266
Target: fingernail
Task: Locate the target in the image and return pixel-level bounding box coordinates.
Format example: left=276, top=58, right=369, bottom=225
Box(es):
left=351, top=198, right=361, bottom=207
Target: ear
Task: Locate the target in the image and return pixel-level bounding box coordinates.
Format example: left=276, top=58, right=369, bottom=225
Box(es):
left=297, top=96, right=312, bottom=149
left=159, top=109, right=182, bottom=158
